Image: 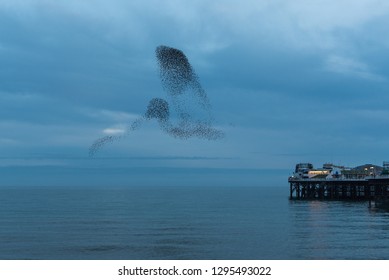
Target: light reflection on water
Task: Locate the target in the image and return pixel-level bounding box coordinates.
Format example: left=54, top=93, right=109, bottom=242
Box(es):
left=288, top=199, right=389, bottom=259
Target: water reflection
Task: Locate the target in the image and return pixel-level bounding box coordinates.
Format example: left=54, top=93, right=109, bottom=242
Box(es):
left=288, top=199, right=389, bottom=259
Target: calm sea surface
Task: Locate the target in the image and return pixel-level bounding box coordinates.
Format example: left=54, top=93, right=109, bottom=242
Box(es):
left=1, top=186, right=389, bottom=259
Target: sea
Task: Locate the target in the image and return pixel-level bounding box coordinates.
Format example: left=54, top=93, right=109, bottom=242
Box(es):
left=1, top=185, right=389, bottom=260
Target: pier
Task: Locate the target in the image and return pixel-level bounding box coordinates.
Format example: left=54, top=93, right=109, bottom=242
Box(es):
left=289, top=179, right=371, bottom=200
left=288, top=162, right=389, bottom=208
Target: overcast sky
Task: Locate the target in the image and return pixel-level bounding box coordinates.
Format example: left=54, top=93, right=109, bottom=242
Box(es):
left=1, top=0, right=389, bottom=186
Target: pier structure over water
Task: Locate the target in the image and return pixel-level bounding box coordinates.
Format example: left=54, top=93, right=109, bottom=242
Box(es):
left=289, top=178, right=370, bottom=200
left=288, top=162, right=389, bottom=207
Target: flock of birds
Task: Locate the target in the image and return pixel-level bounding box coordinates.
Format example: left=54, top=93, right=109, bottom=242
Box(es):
left=89, top=45, right=223, bottom=156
